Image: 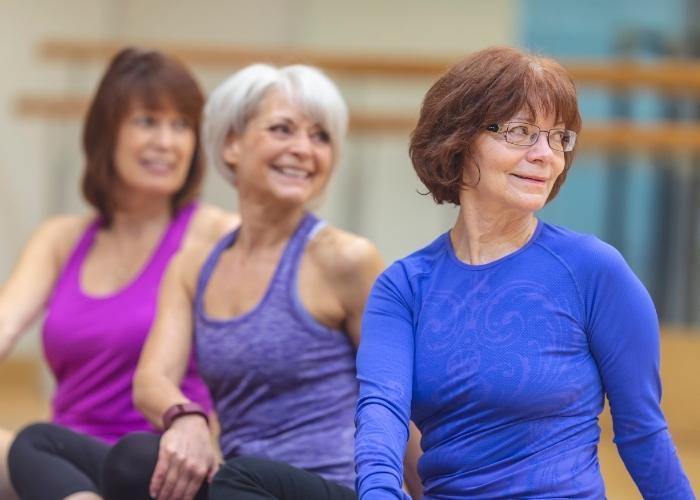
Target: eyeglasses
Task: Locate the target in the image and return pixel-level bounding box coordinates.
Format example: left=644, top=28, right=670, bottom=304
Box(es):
left=486, top=122, right=577, bottom=152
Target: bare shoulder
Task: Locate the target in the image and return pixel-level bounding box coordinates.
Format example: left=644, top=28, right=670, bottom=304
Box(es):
left=37, top=213, right=92, bottom=238
left=308, top=225, right=384, bottom=280
left=169, top=240, right=214, bottom=296
left=33, top=214, right=93, bottom=262
left=185, top=203, right=240, bottom=247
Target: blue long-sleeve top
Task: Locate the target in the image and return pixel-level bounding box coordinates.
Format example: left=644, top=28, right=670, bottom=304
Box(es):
left=355, top=221, right=694, bottom=499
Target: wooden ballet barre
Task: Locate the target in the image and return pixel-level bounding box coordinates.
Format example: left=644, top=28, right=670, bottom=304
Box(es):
left=579, top=121, right=700, bottom=151
left=15, top=95, right=88, bottom=119
left=13, top=94, right=421, bottom=132
left=40, top=39, right=700, bottom=91
left=39, top=40, right=455, bottom=78
left=14, top=94, right=700, bottom=151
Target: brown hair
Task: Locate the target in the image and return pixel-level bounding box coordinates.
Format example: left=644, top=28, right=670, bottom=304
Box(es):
left=409, top=46, right=582, bottom=206
left=81, top=47, right=205, bottom=225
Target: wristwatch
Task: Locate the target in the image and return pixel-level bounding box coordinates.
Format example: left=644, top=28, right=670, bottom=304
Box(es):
left=162, top=402, right=209, bottom=430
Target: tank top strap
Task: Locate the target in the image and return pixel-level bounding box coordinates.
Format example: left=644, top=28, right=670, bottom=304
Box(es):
left=151, top=202, right=198, bottom=261
left=194, top=212, right=321, bottom=318
left=60, top=218, right=102, bottom=284
left=195, top=228, right=238, bottom=314
left=139, top=202, right=198, bottom=282
left=270, top=212, right=321, bottom=292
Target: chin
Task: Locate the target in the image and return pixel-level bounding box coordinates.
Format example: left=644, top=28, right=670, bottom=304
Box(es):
left=139, top=183, right=182, bottom=198
left=274, top=186, right=321, bottom=205
left=511, top=197, right=548, bottom=214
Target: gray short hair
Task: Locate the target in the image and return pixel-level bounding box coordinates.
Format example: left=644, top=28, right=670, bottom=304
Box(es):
left=203, top=63, right=349, bottom=184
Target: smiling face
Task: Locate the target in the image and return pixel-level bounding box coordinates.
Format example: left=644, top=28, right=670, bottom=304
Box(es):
left=461, top=110, right=566, bottom=216
left=112, top=104, right=195, bottom=200
left=221, top=90, right=334, bottom=207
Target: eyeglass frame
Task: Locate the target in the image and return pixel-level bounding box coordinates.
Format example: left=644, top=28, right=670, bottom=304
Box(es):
left=485, top=122, right=577, bottom=152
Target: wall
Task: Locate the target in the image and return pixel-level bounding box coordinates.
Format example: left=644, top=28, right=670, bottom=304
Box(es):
left=0, top=0, right=515, bottom=349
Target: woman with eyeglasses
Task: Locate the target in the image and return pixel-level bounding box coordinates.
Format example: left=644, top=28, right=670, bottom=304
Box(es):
left=354, top=46, right=694, bottom=499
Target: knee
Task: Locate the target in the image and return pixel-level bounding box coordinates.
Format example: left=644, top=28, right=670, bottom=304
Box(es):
left=212, top=456, right=270, bottom=489
left=8, top=422, right=56, bottom=460
left=7, top=422, right=57, bottom=491
left=101, top=432, right=159, bottom=499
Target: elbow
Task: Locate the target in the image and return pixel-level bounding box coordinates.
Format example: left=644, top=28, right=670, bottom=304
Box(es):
left=0, top=316, right=20, bottom=360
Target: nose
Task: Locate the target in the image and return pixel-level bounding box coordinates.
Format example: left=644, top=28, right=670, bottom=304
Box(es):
left=289, top=132, right=313, bottom=157
left=527, top=131, right=555, bottom=160
left=153, top=123, right=176, bottom=148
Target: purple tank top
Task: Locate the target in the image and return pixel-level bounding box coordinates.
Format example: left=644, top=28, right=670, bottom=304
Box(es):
left=43, top=203, right=212, bottom=443
left=194, top=213, right=357, bottom=488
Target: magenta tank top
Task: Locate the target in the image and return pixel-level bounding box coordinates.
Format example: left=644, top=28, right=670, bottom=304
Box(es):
left=42, top=203, right=212, bottom=443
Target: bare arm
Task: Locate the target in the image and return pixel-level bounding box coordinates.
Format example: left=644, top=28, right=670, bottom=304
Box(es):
left=134, top=247, right=217, bottom=500
left=0, top=217, right=85, bottom=360
left=331, top=235, right=385, bottom=348
left=184, top=204, right=239, bottom=249
left=133, top=248, right=200, bottom=426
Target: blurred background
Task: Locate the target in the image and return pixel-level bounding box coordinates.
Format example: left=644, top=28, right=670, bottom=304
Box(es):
left=1, top=0, right=698, bottom=496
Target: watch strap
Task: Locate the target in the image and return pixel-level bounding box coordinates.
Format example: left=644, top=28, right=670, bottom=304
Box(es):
left=162, top=402, right=209, bottom=430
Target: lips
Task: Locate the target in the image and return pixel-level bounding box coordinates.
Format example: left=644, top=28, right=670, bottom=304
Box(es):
left=271, top=165, right=312, bottom=179
left=511, top=173, right=546, bottom=183
left=140, top=159, right=176, bottom=174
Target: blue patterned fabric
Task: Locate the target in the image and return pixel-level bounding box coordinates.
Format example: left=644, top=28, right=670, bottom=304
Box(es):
left=355, top=220, right=694, bottom=499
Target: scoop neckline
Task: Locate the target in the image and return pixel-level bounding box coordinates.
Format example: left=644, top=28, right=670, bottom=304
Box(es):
left=444, top=218, right=543, bottom=270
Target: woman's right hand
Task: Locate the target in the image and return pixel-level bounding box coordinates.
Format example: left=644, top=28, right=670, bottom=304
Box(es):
left=149, top=415, right=217, bottom=500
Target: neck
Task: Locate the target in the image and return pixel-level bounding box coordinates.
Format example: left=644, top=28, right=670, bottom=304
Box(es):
left=450, top=206, right=537, bottom=265
left=235, top=195, right=307, bottom=253
left=109, top=192, right=174, bottom=235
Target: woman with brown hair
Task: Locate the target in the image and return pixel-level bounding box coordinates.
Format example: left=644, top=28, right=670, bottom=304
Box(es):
left=1, top=47, right=237, bottom=499
left=354, top=46, right=694, bottom=499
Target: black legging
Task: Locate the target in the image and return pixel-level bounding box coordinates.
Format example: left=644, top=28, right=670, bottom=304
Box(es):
left=103, top=431, right=208, bottom=499
left=7, top=423, right=205, bottom=500
left=210, top=456, right=356, bottom=500
left=107, top=436, right=356, bottom=500
left=8, top=422, right=109, bottom=500
left=9, top=424, right=355, bottom=500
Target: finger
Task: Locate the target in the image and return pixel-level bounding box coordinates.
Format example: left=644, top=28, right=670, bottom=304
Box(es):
left=181, top=469, right=206, bottom=500
left=157, top=455, right=184, bottom=500
left=149, top=453, right=172, bottom=499
left=207, top=462, right=220, bottom=483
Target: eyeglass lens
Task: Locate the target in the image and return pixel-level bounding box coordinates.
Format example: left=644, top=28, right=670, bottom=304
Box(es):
left=505, top=122, right=575, bottom=152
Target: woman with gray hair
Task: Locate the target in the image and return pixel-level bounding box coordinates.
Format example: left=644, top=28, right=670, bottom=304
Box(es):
left=100, top=63, right=422, bottom=500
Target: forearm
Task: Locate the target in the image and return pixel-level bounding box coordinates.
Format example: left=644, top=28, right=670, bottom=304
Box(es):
left=355, top=397, right=412, bottom=499
left=617, top=428, right=694, bottom=499
left=0, top=308, right=27, bottom=360
left=133, top=371, right=193, bottom=428
left=403, top=421, right=423, bottom=499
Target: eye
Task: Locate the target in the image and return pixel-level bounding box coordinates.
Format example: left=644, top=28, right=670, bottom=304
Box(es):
left=172, top=116, right=191, bottom=130
left=508, top=124, right=532, bottom=138
left=132, top=113, right=157, bottom=127
left=269, top=123, right=293, bottom=136
left=552, top=130, right=574, bottom=147
left=310, top=128, right=331, bottom=144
